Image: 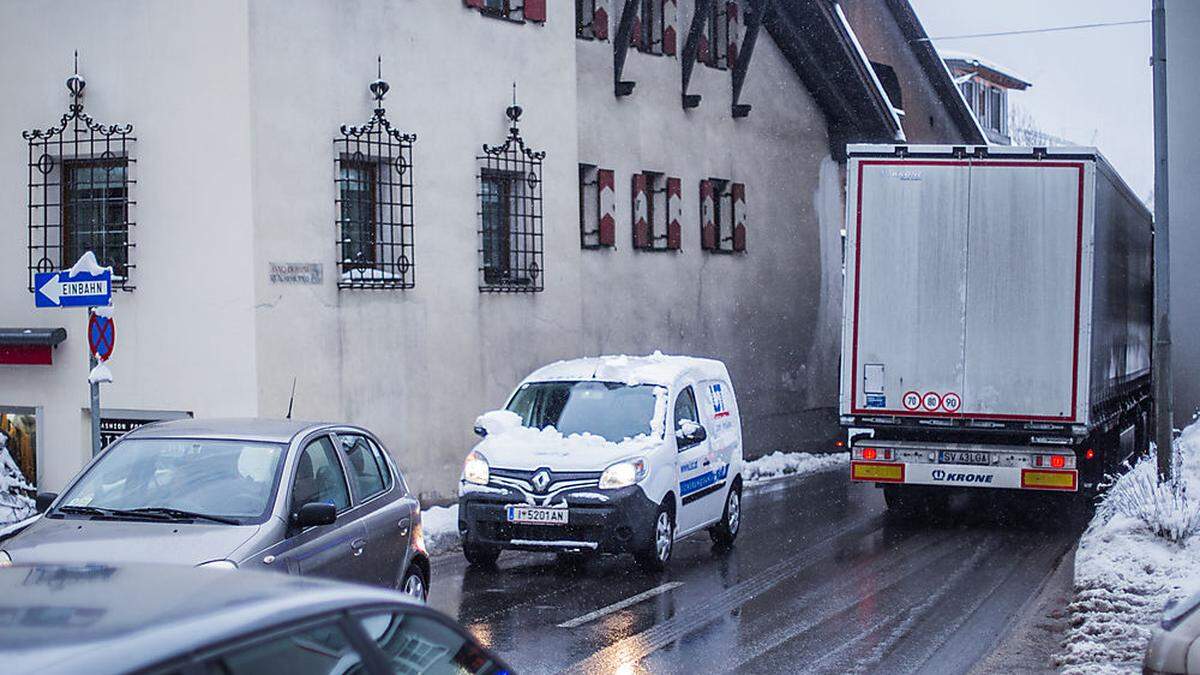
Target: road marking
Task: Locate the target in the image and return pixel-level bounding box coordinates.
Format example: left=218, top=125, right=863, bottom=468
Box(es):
left=557, top=582, right=684, bottom=629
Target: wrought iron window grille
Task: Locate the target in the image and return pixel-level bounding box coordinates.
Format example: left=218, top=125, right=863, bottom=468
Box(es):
left=477, top=91, right=545, bottom=292
left=335, top=64, right=417, bottom=290
left=23, top=57, right=136, bottom=292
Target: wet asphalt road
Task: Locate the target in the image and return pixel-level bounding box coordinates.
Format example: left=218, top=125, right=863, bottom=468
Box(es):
left=428, top=467, right=1085, bottom=674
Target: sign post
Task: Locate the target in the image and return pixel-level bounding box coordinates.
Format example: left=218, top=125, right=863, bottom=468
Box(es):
left=34, top=252, right=115, bottom=457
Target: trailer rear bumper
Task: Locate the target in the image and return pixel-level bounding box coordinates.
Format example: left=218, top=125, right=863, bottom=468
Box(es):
left=851, top=461, right=1078, bottom=492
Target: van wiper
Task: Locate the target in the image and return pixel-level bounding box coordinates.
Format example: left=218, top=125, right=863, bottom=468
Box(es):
left=126, top=507, right=241, bottom=525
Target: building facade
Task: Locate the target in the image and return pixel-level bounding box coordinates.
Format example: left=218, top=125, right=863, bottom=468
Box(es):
left=0, top=0, right=964, bottom=501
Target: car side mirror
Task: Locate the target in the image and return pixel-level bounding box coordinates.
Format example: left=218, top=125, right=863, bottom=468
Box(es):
left=35, top=492, right=58, bottom=514
left=292, top=502, right=337, bottom=528
left=675, top=423, right=707, bottom=446
left=473, top=425, right=487, bottom=438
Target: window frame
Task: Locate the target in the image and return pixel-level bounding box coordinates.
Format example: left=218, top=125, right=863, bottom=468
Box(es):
left=331, top=431, right=394, bottom=506
left=637, top=0, right=665, bottom=55
left=479, top=168, right=526, bottom=287
left=674, top=386, right=702, bottom=451
left=336, top=156, right=380, bottom=272
left=60, top=156, right=132, bottom=280
left=477, top=108, right=545, bottom=293
left=576, top=0, right=597, bottom=38
left=288, top=433, right=354, bottom=517
left=703, top=0, right=730, bottom=69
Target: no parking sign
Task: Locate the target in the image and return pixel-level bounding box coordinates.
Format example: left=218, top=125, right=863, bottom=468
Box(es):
left=88, top=312, right=115, bottom=362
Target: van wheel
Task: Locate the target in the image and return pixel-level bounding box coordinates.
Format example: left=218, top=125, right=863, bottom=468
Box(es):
left=635, top=504, right=674, bottom=573
left=709, top=482, right=742, bottom=549
left=462, top=542, right=501, bottom=568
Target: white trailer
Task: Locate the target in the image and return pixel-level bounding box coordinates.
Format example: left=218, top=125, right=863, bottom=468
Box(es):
left=839, top=145, right=1152, bottom=510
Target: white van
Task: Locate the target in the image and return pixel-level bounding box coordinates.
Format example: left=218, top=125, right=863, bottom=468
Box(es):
left=457, top=353, right=744, bottom=571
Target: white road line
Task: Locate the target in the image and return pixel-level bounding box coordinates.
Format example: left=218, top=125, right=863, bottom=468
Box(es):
left=557, top=581, right=684, bottom=629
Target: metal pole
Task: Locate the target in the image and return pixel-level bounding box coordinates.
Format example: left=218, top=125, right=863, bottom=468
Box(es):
left=88, top=309, right=102, bottom=457
left=1152, top=0, right=1174, bottom=480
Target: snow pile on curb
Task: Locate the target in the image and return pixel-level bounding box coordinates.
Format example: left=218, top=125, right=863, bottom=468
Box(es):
left=744, top=451, right=849, bottom=485
left=420, top=504, right=460, bottom=556
left=0, top=432, right=36, bottom=525
left=1057, top=424, right=1200, bottom=674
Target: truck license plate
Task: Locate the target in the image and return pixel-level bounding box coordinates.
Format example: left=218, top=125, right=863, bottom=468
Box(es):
left=938, top=451, right=990, bottom=466
left=506, top=505, right=568, bottom=525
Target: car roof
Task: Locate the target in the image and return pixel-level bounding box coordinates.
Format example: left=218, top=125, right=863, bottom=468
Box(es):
left=123, top=417, right=338, bottom=443
left=523, top=353, right=730, bottom=387
left=0, top=563, right=417, bottom=674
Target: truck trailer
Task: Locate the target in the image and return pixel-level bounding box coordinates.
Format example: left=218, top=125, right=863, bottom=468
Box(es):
left=840, top=144, right=1153, bottom=512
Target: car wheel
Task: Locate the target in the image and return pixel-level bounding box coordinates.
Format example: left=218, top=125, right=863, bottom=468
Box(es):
left=462, top=541, right=501, bottom=568
left=399, top=564, right=428, bottom=602
left=635, top=503, right=674, bottom=573
left=709, top=482, right=742, bottom=549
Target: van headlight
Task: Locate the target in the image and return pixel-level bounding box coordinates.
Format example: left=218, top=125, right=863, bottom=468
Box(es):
left=196, top=559, right=237, bottom=570
left=600, top=458, right=648, bottom=490
left=0, top=551, right=11, bottom=568
left=463, top=451, right=490, bottom=486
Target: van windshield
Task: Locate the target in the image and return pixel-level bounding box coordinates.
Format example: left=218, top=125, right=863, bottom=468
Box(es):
left=506, top=381, right=663, bottom=442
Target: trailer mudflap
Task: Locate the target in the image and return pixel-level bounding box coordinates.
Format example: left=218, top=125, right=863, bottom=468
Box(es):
left=851, top=461, right=1078, bottom=492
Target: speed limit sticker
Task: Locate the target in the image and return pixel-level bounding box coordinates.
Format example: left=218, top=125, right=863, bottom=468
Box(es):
left=902, top=391, right=921, bottom=411
left=942, top=392, right=962, bottom=412
left=922, top=392, right=942, bottom=411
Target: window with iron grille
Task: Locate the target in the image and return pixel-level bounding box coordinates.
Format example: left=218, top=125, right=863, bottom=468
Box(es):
left=23, top=68, right=136, bottom=291
left=334, top=73, right=416, bottom=290
left=478, top=101, right=545, bottom=292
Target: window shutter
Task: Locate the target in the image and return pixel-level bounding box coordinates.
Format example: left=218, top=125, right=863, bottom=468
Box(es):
left=700, top=180, right=716, bottom=250
left=726, top=1, right=740, bottom=65
left=632, top=173, right=650, bottom=249
left=594, top=0, right=610, bottom=40
left=631, top=13, right=643, bottom=51
left=525, top=0, right=547, bottom=22
left=464, top=0, right=484, bottom=8
left=732, top=182, right=746, bottom=252
left=697, top=33, right=710, bottom=64
left=662, top=0, right=678, bottom=55
left=667, top=177, right=682, bottom=249
left=598, top=169, right=616, bottom=247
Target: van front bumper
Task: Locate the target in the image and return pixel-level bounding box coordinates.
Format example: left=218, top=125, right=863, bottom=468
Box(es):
left=457, top=485, right=659, bottom=554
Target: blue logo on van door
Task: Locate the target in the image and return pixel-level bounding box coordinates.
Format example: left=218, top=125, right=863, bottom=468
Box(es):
left=709, top=383, right=729, bottom=419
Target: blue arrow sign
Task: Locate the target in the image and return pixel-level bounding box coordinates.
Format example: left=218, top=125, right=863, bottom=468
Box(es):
left=34, top=269, right=113, bottom=308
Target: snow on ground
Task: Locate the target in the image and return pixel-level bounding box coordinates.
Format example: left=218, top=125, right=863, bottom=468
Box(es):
left=1057, top=423, right=1200, bottom=674
left=419, top=450, right=848, bottom=556
left=0, top=432, right=35, bottom=526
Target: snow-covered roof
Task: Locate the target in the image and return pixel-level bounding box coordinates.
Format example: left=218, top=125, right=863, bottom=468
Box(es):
left=523, top=352, right=729, bottom=387
left=940, top=49, right=1032, bottom=90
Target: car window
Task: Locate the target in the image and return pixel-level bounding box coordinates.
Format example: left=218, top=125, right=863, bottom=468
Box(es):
left=201, top=620, right=366, bottom=675
left=338, top=434, right=390, bottom=501
left=291, top=436, right=351, bottom=514
left=354, top=611, right=505, bottom=675
left=674, top=386, right=700, bottom=441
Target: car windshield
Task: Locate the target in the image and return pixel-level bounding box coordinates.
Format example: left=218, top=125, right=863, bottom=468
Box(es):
left=57, top=438, right=286, bottom=523
left=506, top=381, right=663, bottom=442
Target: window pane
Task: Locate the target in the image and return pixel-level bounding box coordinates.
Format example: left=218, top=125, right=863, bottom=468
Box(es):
left=340, top=163, right=375, bottom=268
left=291, top=437, right=350, bottom=513
left=674, top=387, right=700, bottom=429
left=207, top=621, right=364, bottom=675
left=339, top=435, right=387, bottom=500
left=356, top=611, right=502, bottom=675
left=481, top=175, right=510, bottom=282
left=64, top=161, right=128, bottom=274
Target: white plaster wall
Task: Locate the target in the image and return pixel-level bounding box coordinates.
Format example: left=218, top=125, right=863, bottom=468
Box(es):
left=575, top=10, right=842, bottom=459
left=247, top=1, right=582, bottom=498
left=0, top=1, right=259, bottom=491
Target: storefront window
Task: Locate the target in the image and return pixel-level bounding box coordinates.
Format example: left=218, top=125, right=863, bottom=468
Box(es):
left=0, top=411, right=37, bottom=525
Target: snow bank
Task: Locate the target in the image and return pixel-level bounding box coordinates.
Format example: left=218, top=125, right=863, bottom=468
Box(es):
left=744, top=451, right=849, bottom=485
left=421, top=504, right=460, bottom=556
left=1057, top=424, right=1200, bottom=674
left=0, top=432, right=35, bottom=526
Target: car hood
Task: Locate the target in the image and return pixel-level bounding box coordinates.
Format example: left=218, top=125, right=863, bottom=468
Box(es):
left=1, top=517, right=263, bottom=566
left=473, top=412, right=664, bottom=472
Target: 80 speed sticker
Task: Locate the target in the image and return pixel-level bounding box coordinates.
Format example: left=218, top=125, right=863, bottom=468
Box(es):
left=922, top=392, right=942, bottom=411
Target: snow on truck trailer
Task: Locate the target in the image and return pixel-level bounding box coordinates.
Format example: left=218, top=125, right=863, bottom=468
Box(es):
left=839, top=145, right=1153, bottom=510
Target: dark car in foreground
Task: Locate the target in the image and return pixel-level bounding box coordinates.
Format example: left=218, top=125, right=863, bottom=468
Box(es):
left=0, top=419, right=429, bottom=598
left=0, top=562, right=509, bottom=675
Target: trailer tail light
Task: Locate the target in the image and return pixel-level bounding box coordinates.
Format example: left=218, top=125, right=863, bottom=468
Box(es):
left=863, top=448, right=877, bottom=460
left=1085, top=448, right=1096, bottom=461
left=1050, top=455, right=1066, bottom=469
left=1033, top=453, right=1075, bottom=469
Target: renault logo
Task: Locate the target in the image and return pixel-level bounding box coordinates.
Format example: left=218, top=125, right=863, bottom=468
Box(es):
left=531, top=470, right=551, bottom=493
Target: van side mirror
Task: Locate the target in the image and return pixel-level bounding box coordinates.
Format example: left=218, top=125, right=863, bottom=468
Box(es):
left=35, top=492, right=58, bottom=514
left=474, top=425, right=488, bottom=438
left=292, top=502, right=337, bottom=528
left=675, top=422, right=707, bottom=447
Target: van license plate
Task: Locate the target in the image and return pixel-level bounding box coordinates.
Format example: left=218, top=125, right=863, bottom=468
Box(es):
left=506, top=505, right=568, bottom=525
left=938, top=451, right=990, bottom=466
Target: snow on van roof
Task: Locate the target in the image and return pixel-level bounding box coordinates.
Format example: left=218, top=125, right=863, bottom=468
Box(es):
left=523, top=352, right=728, bottom=387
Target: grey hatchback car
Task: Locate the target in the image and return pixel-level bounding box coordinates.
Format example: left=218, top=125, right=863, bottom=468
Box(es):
left=0, top=419, right=429, bottom=598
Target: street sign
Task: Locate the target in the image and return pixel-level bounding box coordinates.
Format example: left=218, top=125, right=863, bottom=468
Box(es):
left=34, top=269, right=112, bottom=308
left=88, top=313, right=115, bottom=361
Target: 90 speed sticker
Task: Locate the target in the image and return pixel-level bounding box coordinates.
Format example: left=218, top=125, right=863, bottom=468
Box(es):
left=942, top=392, right=961, bottom=412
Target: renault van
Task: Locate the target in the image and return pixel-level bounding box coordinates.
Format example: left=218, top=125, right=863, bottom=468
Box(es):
left=457, top=353, right=744, bottom=571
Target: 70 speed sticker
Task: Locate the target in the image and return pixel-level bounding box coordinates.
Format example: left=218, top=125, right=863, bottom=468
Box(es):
left=901, top=390, right=960, bottom=413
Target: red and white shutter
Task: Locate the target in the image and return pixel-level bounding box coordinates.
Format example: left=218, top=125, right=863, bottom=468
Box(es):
left=732, top=182, right=746, bottom=252
left=598, top=169, right=616, bottom=247
left=524, top=0, right=547, bottom=22
left=632, top=173, right=650, bottom=249
left=667, top=177, right=682, bottom=249
left=593, top=0, right=610, bottom=40
left=464, top=0, right=484, bottom=7
left=700, top=180, right=716, bottom=250
left=726, top=1, right=740, bottom=66
left=661, top=0, right=678, bottom=55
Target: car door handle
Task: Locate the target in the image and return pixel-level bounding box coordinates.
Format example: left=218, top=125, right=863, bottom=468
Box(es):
left=351, top=538, right=367, bottom=556
left=397, top=518, right=411, bottom=536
